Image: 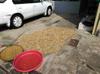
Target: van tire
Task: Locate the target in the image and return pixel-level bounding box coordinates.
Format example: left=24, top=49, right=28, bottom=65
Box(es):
left=10, top=15, right=23, bottom=29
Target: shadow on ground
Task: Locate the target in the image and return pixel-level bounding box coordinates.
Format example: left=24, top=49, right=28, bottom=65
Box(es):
left=24, top=15, right=43, bottom=24
left=29, top=71, right=42, bottom=74
left=55, top=12, right=81, bottom=26
left=0, top=24, right=9, bottom=32
left=0, top=15, right=44, bottom=32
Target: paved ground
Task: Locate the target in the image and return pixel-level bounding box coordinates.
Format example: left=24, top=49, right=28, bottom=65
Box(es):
left=0, top=13, right=76, bottom=74
left=0, top=14, right=100, bottom=74
left=40, top=30, right=100, bottom=74
left=0, top=13, right=76, bottom=46
left=0, top=13, right=100, bottom=74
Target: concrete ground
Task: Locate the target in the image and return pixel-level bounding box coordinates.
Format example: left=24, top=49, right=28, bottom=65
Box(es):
left=40, top=30, right=100, bottom=74
left=0, top=13, right=76, bottom=46
left=0, top=13, right=100, bottom=74
left=0, top=13, right=76, bottom=74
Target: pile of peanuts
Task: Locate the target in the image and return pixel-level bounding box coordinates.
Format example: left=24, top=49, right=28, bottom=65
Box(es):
left=16, top=27, right=75, bottom=55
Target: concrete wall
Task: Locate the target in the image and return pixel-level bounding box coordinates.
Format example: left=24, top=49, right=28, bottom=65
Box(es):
left=53, top=1, right=80, bottom=14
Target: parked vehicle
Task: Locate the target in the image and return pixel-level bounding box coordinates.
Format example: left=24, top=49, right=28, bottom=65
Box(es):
left=0, top=0, right=54, bottom=28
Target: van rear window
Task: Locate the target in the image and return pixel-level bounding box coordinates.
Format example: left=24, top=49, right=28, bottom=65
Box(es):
left=0, top=0, right=6, bottom=3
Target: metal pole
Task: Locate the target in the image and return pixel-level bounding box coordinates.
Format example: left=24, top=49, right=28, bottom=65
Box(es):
left=92, top=3, right=100, bottom=35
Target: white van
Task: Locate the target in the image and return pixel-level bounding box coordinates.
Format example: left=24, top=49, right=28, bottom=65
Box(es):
left=0, top=0, right=54, bottom=28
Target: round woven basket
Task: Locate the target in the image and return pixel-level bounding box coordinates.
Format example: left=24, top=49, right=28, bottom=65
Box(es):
left=0, top=45, right=24, bottom=62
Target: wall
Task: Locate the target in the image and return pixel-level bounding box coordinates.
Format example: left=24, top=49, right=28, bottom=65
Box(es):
left=53, top=1, right=80, bottom=14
